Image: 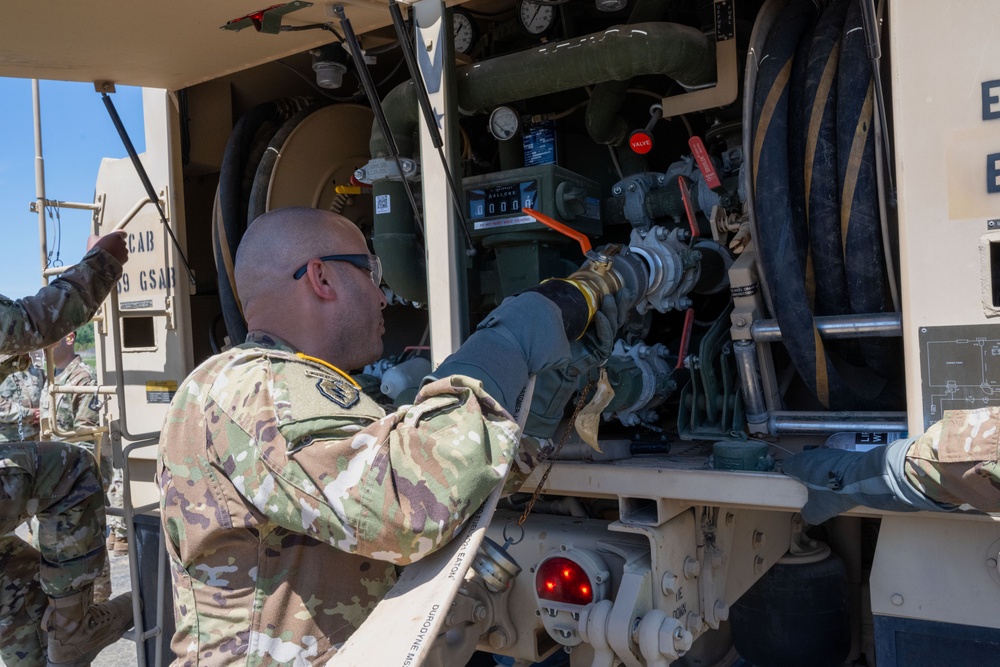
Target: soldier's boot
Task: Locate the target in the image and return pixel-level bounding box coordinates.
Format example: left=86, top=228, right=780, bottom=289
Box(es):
left=43, top=588, right=134, bottom=666
left=782, top=438, right=949, bottom=524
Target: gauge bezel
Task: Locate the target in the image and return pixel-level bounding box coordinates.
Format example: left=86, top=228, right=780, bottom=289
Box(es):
left=488, top=106, right=522, bottom=141
left=516, top=0, right=557, bottom=37
left=451, top=8, right=478, bottom=56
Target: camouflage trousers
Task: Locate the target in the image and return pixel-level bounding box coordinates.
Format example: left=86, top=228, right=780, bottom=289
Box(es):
left=0, top=442, right=107, bottom=666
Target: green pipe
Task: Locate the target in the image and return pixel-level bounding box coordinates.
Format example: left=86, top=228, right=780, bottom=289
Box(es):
left=456, top=22, right=715, bottom=112
left=371, top=180, right=428, bottom=304
left=371, top=21, right=716, bottom=156
left=370, top=21, right=715, bottom=299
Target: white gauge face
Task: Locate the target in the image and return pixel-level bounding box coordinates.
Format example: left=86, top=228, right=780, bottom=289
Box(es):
left=518, top=0, right=555, bottom=35
left=489, top=106, right=521, bottom=141
left=453, top=12, right=475, bottom=55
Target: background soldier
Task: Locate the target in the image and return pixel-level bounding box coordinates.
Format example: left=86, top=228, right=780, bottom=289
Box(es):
left=0, top=364, right=44, bottom=442
left=0, top=231, right=134, bottom=667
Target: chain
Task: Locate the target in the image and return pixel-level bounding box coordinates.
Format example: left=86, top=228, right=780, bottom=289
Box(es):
left=516, top=378, right=596, bottom=527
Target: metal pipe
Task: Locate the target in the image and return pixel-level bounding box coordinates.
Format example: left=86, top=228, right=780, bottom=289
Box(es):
left=119, top=435, right=159, bottom=667
left=734, top=340, right=768, bottom=426
left=34, top=199, right=102, bottom=212
left=751, top=312, right=901, bottom=343
left=32, top=80, right=48, bottom=286
left=768, top=411, right=907, bottom=435
left=112, top=195, right=152, bottom=231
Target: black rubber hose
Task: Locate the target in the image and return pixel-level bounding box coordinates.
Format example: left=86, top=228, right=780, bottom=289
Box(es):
left=216, top=102, right=284, bottom=345
left=786, top=12, right=815, bottom=276
left=753, top=0, right=861, bottom=409
left=838, top=2, right=898, bottom=379
left=804, top=0, right=850, bottom=322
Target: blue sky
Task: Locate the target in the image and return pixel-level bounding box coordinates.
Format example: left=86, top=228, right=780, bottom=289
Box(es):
left=0, top=79, right=144, bottom=299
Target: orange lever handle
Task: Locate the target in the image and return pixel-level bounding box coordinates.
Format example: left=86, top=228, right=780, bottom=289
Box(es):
left=522, top=208, right=592, bottom=255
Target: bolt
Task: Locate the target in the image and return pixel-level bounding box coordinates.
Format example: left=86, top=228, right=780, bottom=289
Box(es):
left=473, top=603, right=488, bottom=622
left=714, top=600, right=729, bottom=622
left=613, top=185, right=623, bottom=195
left=754, top=556, right=765, bottom=574
left=890, top=593, right=904, bottom=606
left=488, top=626, right=511, bottom=649
left=989, top=558, right=998, bottom=569
left=402, top=161, right=415, bottom=173
left=683, top=557, right=700, bottom=579
left=725, top=512, right=735, bottom=527
left=734, top=316, right=747, bottom=327
left=354, top=168, right=365, bottom=181
left=686, top=612, right=703, bottom=633
left=655, top=227, right=668, bottom=241
left=628, top=183, right=637, bottom=192
left=662, top=573, right=679, bottom=595
left=657, top=175, right=666, bottom=184
left=752, top=531, right=765, bottom=550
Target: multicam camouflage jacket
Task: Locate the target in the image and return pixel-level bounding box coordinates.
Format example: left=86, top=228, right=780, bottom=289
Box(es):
left=904, top=406, right=1000, bottom=512
left=0, top=246, right=122, bottom=383
left=158, top=331, right=543, bottom=666
left=0, top=366, right=45, bottom=442
left=42, top=354, right=100, bottom=438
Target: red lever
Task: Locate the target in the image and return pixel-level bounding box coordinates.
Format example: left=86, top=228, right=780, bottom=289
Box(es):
left=688, top=136, right=723, bottom=191
left=523, top=208, right=592, bottom=255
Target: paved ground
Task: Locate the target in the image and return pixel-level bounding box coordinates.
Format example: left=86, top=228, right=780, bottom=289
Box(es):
left=1, top=526, right=140, bottom=667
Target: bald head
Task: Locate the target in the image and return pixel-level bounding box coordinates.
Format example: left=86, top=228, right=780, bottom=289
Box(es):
left=235, top=206, right=364, bottom=313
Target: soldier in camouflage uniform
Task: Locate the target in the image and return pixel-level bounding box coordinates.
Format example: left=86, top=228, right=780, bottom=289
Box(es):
left=0, top=231, right=134, bottom=667
left=158, top=207, right=623, bottom=665
left=0, top=365, right=45, bottom=442
left=42, top=329, right=119, bottom=604
left=784, top=407, right=1000, bottom=523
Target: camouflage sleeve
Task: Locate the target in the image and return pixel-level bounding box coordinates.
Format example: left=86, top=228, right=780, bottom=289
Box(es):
left=904, top=407, right=1000, bottom=512
left=0, top=247, right=122, bottom=357
left=204, top=353, right=536, bottom=565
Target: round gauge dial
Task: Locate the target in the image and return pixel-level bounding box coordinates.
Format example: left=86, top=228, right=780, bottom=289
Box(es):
left=488, top=106, right=521, bottom=141
left=517, top=0, right=556, bottom=36
left=452, top=10, right=477, bottom=56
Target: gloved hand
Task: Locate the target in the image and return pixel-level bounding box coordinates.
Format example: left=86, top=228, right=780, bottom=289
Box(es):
left=782, top=438, right=950, bottom=524
left=432, top=283, right=590, bottom=415
left=523, top=288, right=633, bottom=439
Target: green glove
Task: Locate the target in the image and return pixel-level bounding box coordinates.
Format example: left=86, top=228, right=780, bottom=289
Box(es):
left=432, top=286, right=583, bottom=415
left=523, top=289, right=633, bottom=439
left=782, top=438, right=951, bottom=524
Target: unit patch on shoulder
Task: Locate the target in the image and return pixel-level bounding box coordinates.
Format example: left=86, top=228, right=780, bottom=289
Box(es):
left=316, top=376, right=360, bottom=408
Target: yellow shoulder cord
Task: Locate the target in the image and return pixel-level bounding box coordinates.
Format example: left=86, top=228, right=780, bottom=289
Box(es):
left=295, top=352, right=361, bottom=389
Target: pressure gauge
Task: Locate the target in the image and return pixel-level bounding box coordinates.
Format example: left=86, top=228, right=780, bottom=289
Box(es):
left=488, top=106, right=521, bottom=141
left=517, top=0, right=556, bottom=36
left=452, top=9, right=477, bottom=56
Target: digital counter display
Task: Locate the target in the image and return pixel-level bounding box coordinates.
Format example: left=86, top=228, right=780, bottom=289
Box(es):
left=468, top=180, right=538, bottom=220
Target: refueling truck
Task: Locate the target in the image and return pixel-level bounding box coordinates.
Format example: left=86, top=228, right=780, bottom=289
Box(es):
left=5, top=0, right=1000, bottom=665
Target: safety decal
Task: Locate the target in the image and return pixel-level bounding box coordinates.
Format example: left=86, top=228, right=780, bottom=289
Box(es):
left=316, top=377, right=360, bottom=408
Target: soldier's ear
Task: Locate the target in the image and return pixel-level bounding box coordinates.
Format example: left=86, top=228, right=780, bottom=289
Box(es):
left=303, top=260, right=339, bottom=302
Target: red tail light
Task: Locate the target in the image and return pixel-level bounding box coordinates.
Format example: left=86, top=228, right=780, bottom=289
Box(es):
left=536, top=556, right=594, bottom=606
